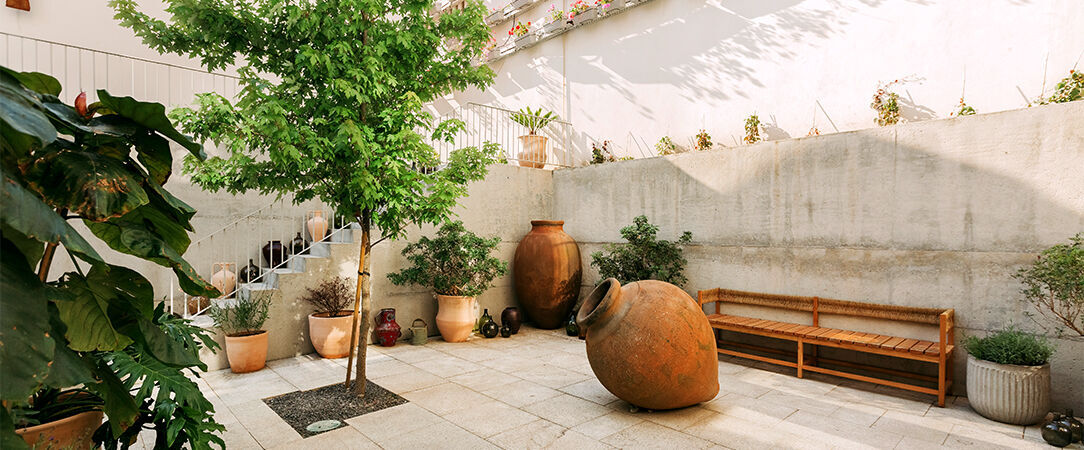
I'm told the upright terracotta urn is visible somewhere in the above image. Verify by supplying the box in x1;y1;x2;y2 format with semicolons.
513;220;582;329
577;278;719;410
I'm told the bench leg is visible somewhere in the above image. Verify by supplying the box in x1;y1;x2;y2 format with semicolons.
797;340;804;379
937;355;946;407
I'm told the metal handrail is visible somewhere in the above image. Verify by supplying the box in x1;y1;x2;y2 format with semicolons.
466;102;573;126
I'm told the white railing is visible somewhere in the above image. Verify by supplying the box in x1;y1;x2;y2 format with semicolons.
430;102;579;168
169;199;355;318
0;32;239;106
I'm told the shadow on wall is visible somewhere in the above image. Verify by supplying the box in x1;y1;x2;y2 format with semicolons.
554;103;1083;409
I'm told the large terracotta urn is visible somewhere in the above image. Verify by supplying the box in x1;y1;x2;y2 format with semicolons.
513;220;582;329
309;312;356;358
436;295;475;342
211;262;236;297
308;210;329;241
577;278;719;410
517;135;547;169
224;331;269;373
16;409;103;449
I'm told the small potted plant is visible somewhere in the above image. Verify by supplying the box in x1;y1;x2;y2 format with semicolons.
301;277;356;358
13;388;104;449
543;4;569;35
694;129;713;151
963;327;1054;425
569;0;595;23
743;114;762;144
655;135;680;155
211;292;272;373
510;106;558;168
388;221;508;343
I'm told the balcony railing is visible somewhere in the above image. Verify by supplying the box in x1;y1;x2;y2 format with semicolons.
430;102;577;168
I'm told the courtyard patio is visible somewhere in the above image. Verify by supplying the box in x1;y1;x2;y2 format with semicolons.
176;328;1053;450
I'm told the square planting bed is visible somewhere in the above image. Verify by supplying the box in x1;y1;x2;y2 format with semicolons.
263;380;407;437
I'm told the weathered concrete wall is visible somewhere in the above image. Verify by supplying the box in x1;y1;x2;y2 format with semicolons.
552;102;1084;410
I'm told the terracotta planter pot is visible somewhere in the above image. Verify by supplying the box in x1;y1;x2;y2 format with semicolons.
966;355;1050;425
308;210;328;241
16;410;103;449
309;312;356;358
436;295;476;342
513;220;582;329
224;331;269;373
577;278;719;410
211;262;236;297
517;134;547;168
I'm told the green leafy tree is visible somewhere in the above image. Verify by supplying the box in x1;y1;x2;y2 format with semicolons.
111;0;499;394
388;221;508;297
1015;233;1083;336
590;215;693;287
0;67;222;449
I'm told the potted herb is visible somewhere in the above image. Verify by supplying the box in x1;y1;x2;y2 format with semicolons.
13;388;103;450
510;106;558;168
301;277;356;358
211;292;272;373
963;328;1054;425
388;221;508;342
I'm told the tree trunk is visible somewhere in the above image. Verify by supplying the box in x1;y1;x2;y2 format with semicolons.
345;220;372;395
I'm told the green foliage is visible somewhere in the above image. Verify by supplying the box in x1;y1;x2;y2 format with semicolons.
695;129;713;150
951;98;977;117
591;140;615;164
743;114;762;144
388;221;508;297
962;327;1054;366
210;292;272;337
510;107;557;134
655;136;678;155
1015;233;1084;336
0;67;222;449
301;277;354;316
870;80;906;126
590;215;693;287
1038;69;1083;104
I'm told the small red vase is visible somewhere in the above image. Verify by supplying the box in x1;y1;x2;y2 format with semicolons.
374;308;402;347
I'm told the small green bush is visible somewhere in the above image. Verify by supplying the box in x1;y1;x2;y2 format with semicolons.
962;328;1054;366
387;221;508;297
590;215;692;287
1015;233;1084;336
210;291;272;336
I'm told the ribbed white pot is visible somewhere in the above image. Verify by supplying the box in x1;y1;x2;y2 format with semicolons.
966;355;1050;425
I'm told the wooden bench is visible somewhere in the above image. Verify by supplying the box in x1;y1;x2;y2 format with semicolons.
698;288;956;406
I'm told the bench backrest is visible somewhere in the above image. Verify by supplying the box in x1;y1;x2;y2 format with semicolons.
698;288;951;326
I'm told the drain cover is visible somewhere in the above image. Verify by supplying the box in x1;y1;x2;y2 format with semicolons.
305;420;343;433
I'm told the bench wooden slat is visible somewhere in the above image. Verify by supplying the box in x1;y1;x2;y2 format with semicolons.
880;337;905;349
910;341;933;355
868;335;894;348
894;338;919;351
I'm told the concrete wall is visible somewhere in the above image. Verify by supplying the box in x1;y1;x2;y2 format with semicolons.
441;0;1084;160
552;101;1084;410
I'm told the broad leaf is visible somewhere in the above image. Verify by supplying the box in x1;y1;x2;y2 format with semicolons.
138;317;202;368
6;69;61;96
43;302;97;388
97;90;204;158
0;169;104;264
89;357;139;436
0;407;30;450
0;238;54;402
133;131;173;184
56;269;136;352
0;69;57;148
25;149;150;221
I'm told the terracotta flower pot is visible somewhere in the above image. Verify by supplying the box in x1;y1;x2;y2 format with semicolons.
16;410;103;449
577;278;719;410
309;312;356;358
224;331;269;373
966;355;1050;425
308;210;328;241
517;134;547;168
211;262;236;297
436;295;475;342
513;220;582;329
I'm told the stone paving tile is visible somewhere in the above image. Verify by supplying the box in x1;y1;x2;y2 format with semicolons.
780;409;904;449
345;403;443;442
479;378;563;407
230;400;303;448
369;367;446;393
522;393;613;428
638;405;717;431
871;409;955;444
601;421;715;449
268;425;379;450
363;357;416;379
402;382;493;415
381;345;446;364
684;410;825;450
758;389;841;417
570;411;644;439
204;368;297;406
487;418;568;449
702;391;797;425
545;429;615;449
559;378;619;405
410;354;480;378
443;399;540;438
517;363;592;389
943;422;1048;450
448;368;521;391
379;419;500;450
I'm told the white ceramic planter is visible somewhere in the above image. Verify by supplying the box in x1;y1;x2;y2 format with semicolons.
542;20;568;36
573;8;598;24
514;34;538;49
966;355;1050;425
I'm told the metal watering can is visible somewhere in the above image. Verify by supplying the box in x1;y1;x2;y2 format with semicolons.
409;319;428;345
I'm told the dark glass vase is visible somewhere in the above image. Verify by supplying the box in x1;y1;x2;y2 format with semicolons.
565;312;579;337
480;309;499;338
262;240;286;268
290;232;306;255
1061;410;1082;443
500;325;512;338
1043;413;1074;448
501;307;521;334
238;259;261;284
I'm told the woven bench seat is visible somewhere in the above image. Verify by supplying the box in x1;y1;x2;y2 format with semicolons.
700;289;956;406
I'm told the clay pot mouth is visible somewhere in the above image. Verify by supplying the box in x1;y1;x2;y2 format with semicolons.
530;220;564;227
311;311;353;319
226;330;267;338
578;278;619;329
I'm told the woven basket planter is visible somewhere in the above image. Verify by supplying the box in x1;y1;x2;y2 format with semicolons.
966;355;1050;425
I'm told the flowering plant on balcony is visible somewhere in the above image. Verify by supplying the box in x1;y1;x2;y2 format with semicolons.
568;0;591;19
594;0;613;15
548;4;565;23
509;21;531;38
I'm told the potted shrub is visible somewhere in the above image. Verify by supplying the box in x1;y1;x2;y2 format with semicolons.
510;106;558;168
301;277;356;358
388;221;508;342
211;292;272;373
13;388;103;449
963;328;1054;425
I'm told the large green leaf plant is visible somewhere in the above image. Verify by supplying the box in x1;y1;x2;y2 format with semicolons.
0;67;223;449
111;0;500;395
